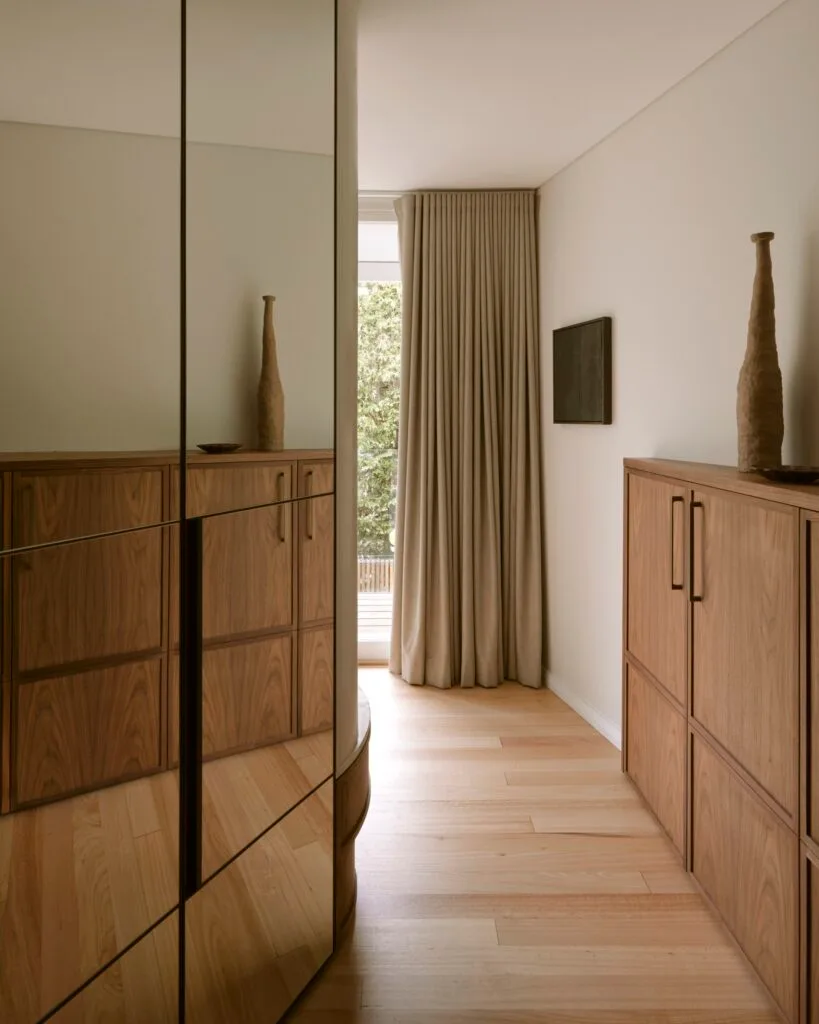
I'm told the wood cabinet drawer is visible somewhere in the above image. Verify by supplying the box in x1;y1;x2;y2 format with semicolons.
625;472;688;706
15;659;161;806
300;627;333;735
624;663;686;855
690;489;798;818
808;517;819;846
169;636;293;764
14;529;164;674
13;469;163;546
180;463;293;518
691;734;798;1021
298;460;333;499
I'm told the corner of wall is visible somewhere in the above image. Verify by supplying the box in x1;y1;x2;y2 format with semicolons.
546;673;622;750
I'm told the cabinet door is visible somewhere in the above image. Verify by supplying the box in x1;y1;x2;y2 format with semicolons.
15;659;162;806
299;462;334;626
14;530;164;674
691;735;798;1021
300;627;333;734
808;855;819;1024
624;664;685;856
690;489;798;816
626;472;687;705
808;516;819;846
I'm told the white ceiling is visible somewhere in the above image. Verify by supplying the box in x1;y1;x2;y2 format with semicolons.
358;0;788;190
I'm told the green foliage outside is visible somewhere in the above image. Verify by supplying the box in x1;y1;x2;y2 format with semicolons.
357;281;401;558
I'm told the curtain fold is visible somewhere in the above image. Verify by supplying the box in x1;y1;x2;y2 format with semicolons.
390;191;543;689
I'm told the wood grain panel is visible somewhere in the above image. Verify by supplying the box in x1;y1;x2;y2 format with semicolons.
14;530;164;674
810;520;819;845
625;473;687;705
624;664;685;855
691;734;798;1021
50;912;178;1024
810;857;819;1024
170;506;294;647
13;469;163;546
182;463;293;519
299;462;334;626
300;628;334;735
168;653;179;767
691;488;798;816
15;660;162;806
201;637;292;758
186;781;333;1024
202;506;293;641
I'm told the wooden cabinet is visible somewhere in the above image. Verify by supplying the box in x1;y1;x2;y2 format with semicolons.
0;449;333;811
299;461;334;626
626;472;688;705
300;627;334;735
807;852;819;1024
623;459;813;1023
14;530;164;674
690;488;798;816
808;517;819;847
692;734;798;1020
624;663;685;855
15;659;162;807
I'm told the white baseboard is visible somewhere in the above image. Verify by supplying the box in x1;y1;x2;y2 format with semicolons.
546;673;622;750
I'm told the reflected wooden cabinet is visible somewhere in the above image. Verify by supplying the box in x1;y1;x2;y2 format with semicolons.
624;460;808;1023
0;450;333;810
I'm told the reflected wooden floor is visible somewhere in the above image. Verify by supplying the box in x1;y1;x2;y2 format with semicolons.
290;669;780;1024
0;730;332;1023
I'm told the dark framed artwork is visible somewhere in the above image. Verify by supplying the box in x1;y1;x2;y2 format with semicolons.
553;316;612;424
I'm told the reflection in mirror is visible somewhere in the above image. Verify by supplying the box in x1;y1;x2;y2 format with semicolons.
186;0;335;468
186;497;334;883
0;528;179;1023
48;913;178;1024
0;1;181;552
186;780;333;1022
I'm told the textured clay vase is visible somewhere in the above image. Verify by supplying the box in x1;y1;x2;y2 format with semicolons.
736;232;783;472
257;295;285;451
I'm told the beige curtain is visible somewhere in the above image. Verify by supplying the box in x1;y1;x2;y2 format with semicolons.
390;191;543;689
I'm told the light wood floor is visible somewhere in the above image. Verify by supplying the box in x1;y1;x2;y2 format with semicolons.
0;731;332;1023
290;669;780;1024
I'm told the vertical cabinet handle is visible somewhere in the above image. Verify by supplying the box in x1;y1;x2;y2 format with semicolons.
690;500;704;602
277;471;286;542
305;470;314;539
670;496;684;591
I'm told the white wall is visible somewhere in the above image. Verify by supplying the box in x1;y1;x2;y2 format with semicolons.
539;0;819;740
0;0;335;453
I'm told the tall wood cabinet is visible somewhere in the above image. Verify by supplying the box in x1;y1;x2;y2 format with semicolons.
0;449;334;813
623;459;817;1024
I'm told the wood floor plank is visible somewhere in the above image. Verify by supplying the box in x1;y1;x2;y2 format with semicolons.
291;670;780;1024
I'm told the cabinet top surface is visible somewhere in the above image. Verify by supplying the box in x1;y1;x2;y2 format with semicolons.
0;449;334;472
625;457;819;513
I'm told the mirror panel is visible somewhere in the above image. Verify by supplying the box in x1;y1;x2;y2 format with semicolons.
49;913;178;1024
0;528;180;1023
0;1;182;553
186;780;333;1023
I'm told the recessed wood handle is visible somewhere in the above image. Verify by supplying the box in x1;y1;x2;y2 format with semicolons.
690;501;704;602
305;471;314;540
670;496;684;591
277;472;286;542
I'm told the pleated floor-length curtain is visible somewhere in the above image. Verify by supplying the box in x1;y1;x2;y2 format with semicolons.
389;191;543;689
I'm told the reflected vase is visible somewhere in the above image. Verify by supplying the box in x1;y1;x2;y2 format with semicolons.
736;231;783;472
258;294;285;451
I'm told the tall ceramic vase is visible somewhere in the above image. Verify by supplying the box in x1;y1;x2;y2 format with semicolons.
258;294;285;451
737;232;783;472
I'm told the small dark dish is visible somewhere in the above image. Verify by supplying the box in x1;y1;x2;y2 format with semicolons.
759;465;819;484
196;443;243;455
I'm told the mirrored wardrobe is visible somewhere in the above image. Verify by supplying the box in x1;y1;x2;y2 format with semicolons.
0;1;337;1020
